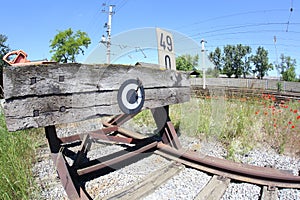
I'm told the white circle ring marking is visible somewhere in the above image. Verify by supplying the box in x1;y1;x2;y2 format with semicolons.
121;83;142;110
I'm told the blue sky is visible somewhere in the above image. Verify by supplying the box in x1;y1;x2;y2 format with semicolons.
1;0;299;76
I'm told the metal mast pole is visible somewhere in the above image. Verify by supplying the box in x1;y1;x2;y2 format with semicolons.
201;39;206;89
274;36;280;80
106;5;114;64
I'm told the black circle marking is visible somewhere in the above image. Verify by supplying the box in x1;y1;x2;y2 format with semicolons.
117;79;145;114
127;89;138;104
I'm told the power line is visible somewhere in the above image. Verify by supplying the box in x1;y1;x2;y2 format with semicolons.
174;9;287;31
192;22;291;38
286;0;294;32
194;29;293;39
174;20;300;45
115;0;130;13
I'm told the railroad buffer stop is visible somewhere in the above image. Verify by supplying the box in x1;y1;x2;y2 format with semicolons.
2;63;189;199
2;63;300;199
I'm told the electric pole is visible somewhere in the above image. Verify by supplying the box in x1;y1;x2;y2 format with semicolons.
101;4;115;64
201;39;207;89
273;36;280;80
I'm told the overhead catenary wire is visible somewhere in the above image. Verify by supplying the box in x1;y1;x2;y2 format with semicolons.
174;9;287;31
91;1;298;69
286;0;294;32
170;3;298;63
114;0;130;13
191;22;294;38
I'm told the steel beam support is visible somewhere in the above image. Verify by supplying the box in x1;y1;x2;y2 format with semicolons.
77;141;158;176
107;113;138;126
45;126;91;200
151;106;181;149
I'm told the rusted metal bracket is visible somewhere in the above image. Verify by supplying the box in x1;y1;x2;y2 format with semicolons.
44;112;167;200
45;126;91;200
106;108;182;149
107;113;138;126
73;134;92;168
3;50;56;66
151;106;182;149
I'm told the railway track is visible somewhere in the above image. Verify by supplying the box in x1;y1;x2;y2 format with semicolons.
191;86;300;101
33;121;300;200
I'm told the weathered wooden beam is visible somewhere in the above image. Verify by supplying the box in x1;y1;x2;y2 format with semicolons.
3;63;189;99
4;87;189;131
3;63;190;131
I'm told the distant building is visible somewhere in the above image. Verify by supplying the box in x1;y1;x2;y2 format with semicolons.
190;70;201;78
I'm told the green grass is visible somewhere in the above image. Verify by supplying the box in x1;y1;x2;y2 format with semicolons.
133;94;300;160
177;95;300;159
0;112;43;200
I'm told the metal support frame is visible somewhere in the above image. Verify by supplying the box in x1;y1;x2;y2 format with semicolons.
44;106;182;199
43;107;300;199
45;126;91;200
151;106;182;149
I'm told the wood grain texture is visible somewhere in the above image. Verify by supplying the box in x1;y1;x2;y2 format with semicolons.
3;63;190;131
3;63;189;99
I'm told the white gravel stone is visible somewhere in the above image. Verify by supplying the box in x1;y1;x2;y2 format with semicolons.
278;189;300;200
179;134;227;158
143;168;211;200
32;157;67;199
235;145;300;176
88;154;171;199
221;182;261;200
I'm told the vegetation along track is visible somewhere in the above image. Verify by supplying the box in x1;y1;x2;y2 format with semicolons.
192;86;300;102
33;121;300;200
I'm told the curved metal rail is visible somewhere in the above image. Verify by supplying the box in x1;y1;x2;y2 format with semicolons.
103;114;300;189
155;142;300;189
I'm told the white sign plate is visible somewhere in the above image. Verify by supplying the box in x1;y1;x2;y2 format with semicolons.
156;28;176;70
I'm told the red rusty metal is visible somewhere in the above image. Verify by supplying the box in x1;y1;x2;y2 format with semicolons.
3;50;56;66
151;106;181;149
45;126;91;199
59;126;118;143
107;113;138;126
77;141;158;176
60;133;139;145
102;121;147;140
45;119;157;199
161;121;181;149
3;50;30;65
156;142;300;188
43;105;300;200
73;134;92;168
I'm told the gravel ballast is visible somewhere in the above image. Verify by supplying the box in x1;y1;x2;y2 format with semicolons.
32;133;300;199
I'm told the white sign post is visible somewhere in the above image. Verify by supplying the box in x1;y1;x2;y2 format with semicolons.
156;28;176;70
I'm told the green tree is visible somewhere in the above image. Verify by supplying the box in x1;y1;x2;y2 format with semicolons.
282;66;297;82
222;44;251;78
176;54;198;71
239;45;252;78
206;67;220;78
251;46;273;79
277;54;297;81
50;28;91;63
208;47;222;71
222;45;235;77
0;34;11;94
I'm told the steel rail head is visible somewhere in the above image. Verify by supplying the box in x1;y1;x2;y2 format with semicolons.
156;142;300;189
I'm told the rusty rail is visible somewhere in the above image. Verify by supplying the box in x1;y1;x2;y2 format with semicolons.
109;121;300;189
156;143;300;189
44;109;300;199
